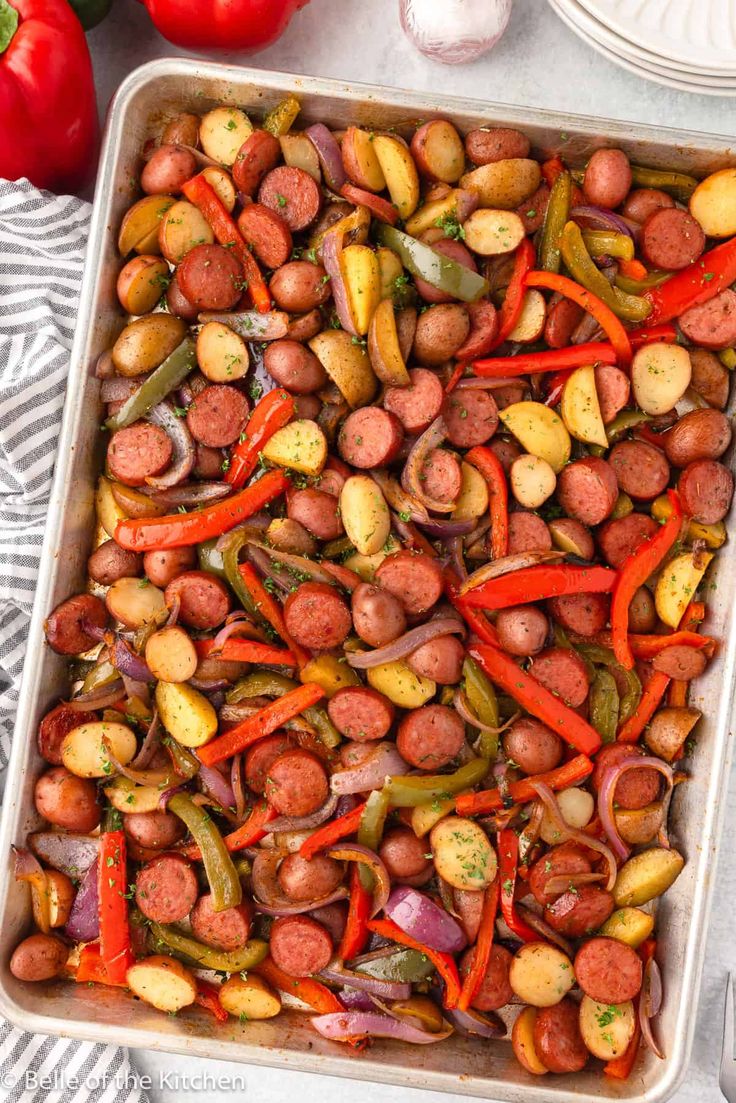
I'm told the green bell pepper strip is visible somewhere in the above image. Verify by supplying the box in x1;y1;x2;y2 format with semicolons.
615;270;670;295
356;788;391;889
577;644;642;727
227;672;340;749
376;225;490;303
197;539;227;578
221;529;261;619
163;737;199;780
605;410;652;443
630;165;698;202
150;921;268;972
81;659;119;694
610;492;634;520
355;948;436;983
462;657;499;760
538;169;571;273
582;230;634;262
321;536;355;560
105;338;196;431
589;668;620;743
719;349;736;371
263;96;301;136
560;222;651;323
167;793;242;911
384;758;490;808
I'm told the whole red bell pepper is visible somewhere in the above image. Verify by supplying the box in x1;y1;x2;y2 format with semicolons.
0;0;98;191
141;0;310;52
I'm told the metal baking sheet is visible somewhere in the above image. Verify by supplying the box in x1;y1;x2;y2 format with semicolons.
0;57;734;1103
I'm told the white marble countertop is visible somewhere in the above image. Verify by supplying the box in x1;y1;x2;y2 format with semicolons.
85;2;734;1100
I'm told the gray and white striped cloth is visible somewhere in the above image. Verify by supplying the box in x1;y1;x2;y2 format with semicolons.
0;179;148;1103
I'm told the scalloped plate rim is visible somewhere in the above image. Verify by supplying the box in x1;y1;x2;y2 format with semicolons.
575;0;736;69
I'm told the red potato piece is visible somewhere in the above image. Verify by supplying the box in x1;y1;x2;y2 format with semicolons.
88;540;142;586
414;237;478;304
258;166;322;232
38;703;97;766
421;448;462;506
689;348;730;409
453;889;484;943
574;937;643;1004
143;547;197;588
544;299;585;349
375;550;444;615
628;585;657;632
141;145;198;196
453;299;499;359
494;606;549;657
383;367;444;435
283;581;352;651
591;744;661;810
124;810;184;851
264;339;327;395
135;854;198;924
379;827;434;884
44;593;107;656
640;208;705;271
556;456;618;526
622;188;675;223
351;582;407;648
678;459;734;523
277;853;344;902
190;894;253;951
545;886;615;938
166;272;199;321
287;488;344;540
245;734;296;794
266;749;330;818
460;945;514;1012
269;914;333;977
237;203;293;269
502;717;563;776
413;303;470;364
443;388;499;448
177;243;243;311
194;443;226;479
186;384;249;448
338;407;404;468
679;288;736;350
547;592;609;638
407;634;464;685
327;686;395;741
107;423;173;487
597;513;659;569
594;364;630;424
164;570;231;630
309;903;347;943
530;647;590;708
464;128;530;166
233;130;281;197
529;843;593;906
287;309;324;344
396;703;465;770
583;149;632;210
610;440;670;501
533;998;589;1074
34;767;101;832
270;260;332;313
664;408;732;467
652;645;707;680
411;120;465;183
507;512;552;554
490;436;522;474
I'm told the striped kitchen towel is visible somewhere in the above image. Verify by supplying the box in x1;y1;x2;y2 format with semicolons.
0;179;149;1103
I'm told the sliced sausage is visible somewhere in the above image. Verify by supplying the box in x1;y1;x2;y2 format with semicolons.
266;749;330;818
547;592;609;638
413;304;470;365
233;130;282;196
88;540;142;586
186;384;249;448
258;166;322;232
264;339;327;395
338;407;404;468
545;886;615;938
378;826;433;885
533;998;589;1074
574;937;643;1004
351;582;407;647
283;582;352;651
414;238;478;304
165;570;231;630
44;593;107;655
544;299;585;348
245;733;296;795
610;439;671;501
383;367;444;435
375;550;444;615
270;260;331;313
396;307;418;361
407;635;464;684
597;513;658;569
397;703;465;770
287;487;344;541
495;605;549;657
591;744;661;810
443;388;499;448
529;843;593;906
177;243;243;311
107;423;173;487
460;944;514;1011
166;272;199;321
34;767;101;832
583;149;631;210
453;300;499;359
640;208;705;271
464;128;530;165
652;645;707;680
594;364;630;424
689;348;730;410
549;517;594;560
507;512;552;554
530;647;590;708
190;893;254;951
268;914;333;977
135;854;198;924
622;188;675;223
556;456;618;526
421;448;462;505
679;288;736;350
664;408;732;468
277;853;344;902
503;718;563;776
124;809;184;851
141;145;197;196
143;546;197;588
678;459;734;523
38;703;97;766
327;686;395;741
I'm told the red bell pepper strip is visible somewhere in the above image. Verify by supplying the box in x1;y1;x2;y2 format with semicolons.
498;830;539;943
465;445;508;560
195;636;296;666
339;182;399;225
462;564;616;611
140;0;309;51
198;682;324;766
486;238;536;351
629;631;714;659
604;939;656;1079
617;257;648;281
644;237;736;324
225;388;295;490
195;979;229;1022
541;156;565;188
544;369;574;407
681;601;706;630
338;864;372;961
181;173;271;313
457;879;500;1012
456;752;594;816
255;957;345;1014
525;270;633;366
610;489;683;671
74;943;128;988
367;918;461;1009
474;341;617;377
617;671;670;744
237;561;310;667
445;573;500;646
445;361;466;393
299;801;366;861
98;830;134;986
629;322;678;348
115;469;289;552
182;800;277;860
0;0;98;192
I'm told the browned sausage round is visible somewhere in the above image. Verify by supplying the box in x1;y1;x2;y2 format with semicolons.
594;364;630;424
544;299;585;349
597;513;658;569
495;605;549;657
583;149;631;209
533;998;589;1074
378;826;433;885
34;767;101;832
88;540;142;586
503;718;563;776
678;459;734;523
421;448;463;506
277;853;344;902
44;593;107;656
287;308;324;344
443;388;499;448
143;546;197;588
124;809;185;851
383;367;444;435
10;933;68;982
375;550;444;615
679;288;736;350
397;703;465;769
351;582;407;647
413;304;470;365
549;517;595;560
244;733;296;794
652;645;707;680
545;886;615;938
460;944;514;1011
531;647;590;708
107;423;173;487
135;854;199;924
268;914;333;977
557;456;619;525
258;166;322;231
414;237;478;304
186;384;249;448
548;592;609;638
490;437;523;474
269;260;332;313
641;208;705;270
529;843;593;906
266;748;330;817
407;635;464;684
164;570;231;630
507;512;553;554
338;408;404;468
664;408;732;468
190;893;254;951
454;300;499;359
622;188;675;223
574;937;643;1004
283;582;351;651
287;487;344;540
38;703;97;766
591;744;661;810
233;130;282;196
141;145;197;196
610;440;670;501
177;243;242;311
628;585;657;632
327;686;395;741
464;128;530;165
689;348;730;410
264;339;327;395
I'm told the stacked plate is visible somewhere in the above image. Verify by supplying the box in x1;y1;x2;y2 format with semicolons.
548;0;736;95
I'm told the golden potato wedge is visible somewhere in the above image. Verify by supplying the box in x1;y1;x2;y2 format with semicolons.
654;549;712;629
126;955;197;1013
411;793;459;838
510;453;557;509
202;165;237;212
689;168;736;238
280;132;321;181
631;342;692;416
507;289;547;343
156;680;218;748
560;364;609;448
199;107;253;166
118;195;175;256
368;298;411;385
145;625;198;683
105;776;168;815
309;329;378;408
261;419;328;475
463;209;525;256
404;189;460;238
651;493;726;548
460;159;541;210
599;907;655;948
376;247;404;301
340;475;391;555
613;848;685;907
411;120;465;184
111;313;188;378
310;204;371;254
372;135;420;219
341;244;381;335
579;997;636;1061
61;721;137;779
452;461;489;520
511;1007;548;1076
96;475;128;538
366;659;435;708
117;255;170;316
197;321;249;383
300;654;361;697
499;401;571;473
219;975;281;1020
342;126;386;191
430;816;497;890
159;200;214;265
343;534;401;580
509;943;575;1007
106;577;166;629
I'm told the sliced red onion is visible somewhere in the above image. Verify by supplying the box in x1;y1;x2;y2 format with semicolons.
371;470;429;525
438;877;461;919
305;124;346;191
321;227;358;336
570;205;636;239
100;377;140;402
335;794;360;819
531;781;619;891
445;1006;505;1039
198;764;236;811
130;709;161;770
67;680;125;710
247;540;338;587
145;401;195;489
231;754;246;821
543;872;606;895
312;1010;452;1044
330;741;408;794
453;688;517;737
166;592;181;628
159;782;188;810
111;636;152;683
347;617;464;671
517;800;545;863
416;516;477;538
640;957;665;1059
251;851;349;916
572;312;603;345
460;550;566;595
267;793;339;834
384;886;466;953
198;311;289;341
175;143;220;168
455;188;479;223
95;350;115;379
320;965;410;1001
80;618;108;644
189;677;231;693
401;417;454;514
142;481;230;507
245;544;293;594
515;903;574;957
103;735;176;789
209;611;261;655
339;988;374;1011
446;535;467;582
598;755;673;862
325;844;391;919
29;832;98;879
64;860;100;942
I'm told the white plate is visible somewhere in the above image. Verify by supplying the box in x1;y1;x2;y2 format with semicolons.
575;0;736;71
549;0;736;95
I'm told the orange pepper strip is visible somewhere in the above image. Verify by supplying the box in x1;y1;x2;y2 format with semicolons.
255;957;345;1014
195;636;296;667
498;831;539;943
667;680;688;708
618;257;648;281
299;802;366;861
465;445;508;560
74;943;128;988
457;879;500;1012
98;831;134;986
445;362;466;393
237;561;310;668
338;864;372;961
617;671;671;744
195;979;229;1022
525;269;633;366
457;753;594;816
541;156;565;187
629;630;714;659
367;917;461;1009
225;388;295;490
462;563;616;611
198;682;324;766
604;940;657;1079
182;800;277;860
445;571;500;646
